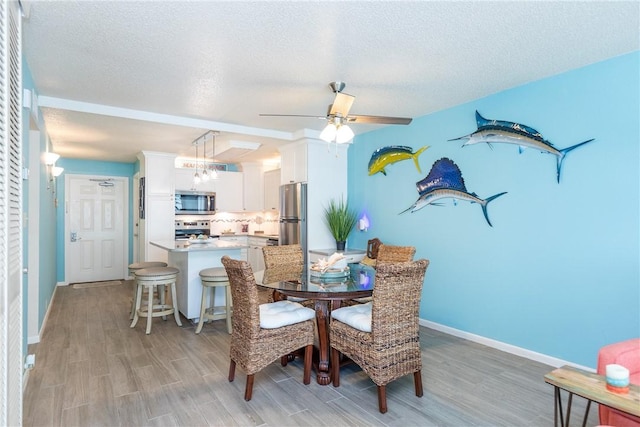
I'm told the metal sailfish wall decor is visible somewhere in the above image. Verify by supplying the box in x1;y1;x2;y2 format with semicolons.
368;145;429;176
449;111;594;183
400;157;507;227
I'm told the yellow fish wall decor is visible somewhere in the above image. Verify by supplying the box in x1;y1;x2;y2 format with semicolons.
368;145;429;176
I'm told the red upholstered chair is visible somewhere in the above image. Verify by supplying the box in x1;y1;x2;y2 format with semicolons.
597;338;640;426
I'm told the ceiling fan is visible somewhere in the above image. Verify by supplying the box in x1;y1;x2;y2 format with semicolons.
260;81;412;143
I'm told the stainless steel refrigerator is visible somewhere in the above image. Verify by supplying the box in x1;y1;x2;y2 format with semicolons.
279;182;307;264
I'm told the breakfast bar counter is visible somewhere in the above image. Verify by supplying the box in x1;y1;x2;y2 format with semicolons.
151;240;248;320
151;239;248;252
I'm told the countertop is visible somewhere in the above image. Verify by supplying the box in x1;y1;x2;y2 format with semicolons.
219;233;279;239
150;239;249;252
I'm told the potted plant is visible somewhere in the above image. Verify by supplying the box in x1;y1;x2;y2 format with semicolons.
323;197;358;251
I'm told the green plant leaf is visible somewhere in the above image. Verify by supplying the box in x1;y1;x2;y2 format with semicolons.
323;197;358;242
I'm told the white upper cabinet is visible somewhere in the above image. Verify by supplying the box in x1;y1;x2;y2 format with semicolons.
279;142;307;184
263;168;281;211
175;168;196;191
241;163;264;212
139;151;177;195
212;171;244;212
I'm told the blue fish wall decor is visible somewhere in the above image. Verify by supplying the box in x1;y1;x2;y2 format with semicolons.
449;111;594;183
400;157;507;227
368;145;429;176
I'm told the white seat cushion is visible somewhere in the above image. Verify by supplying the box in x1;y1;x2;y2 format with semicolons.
259;300;315;329
331;302;372;332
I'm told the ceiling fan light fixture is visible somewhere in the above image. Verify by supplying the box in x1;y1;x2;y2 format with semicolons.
320;122;338;143
336;124;354;144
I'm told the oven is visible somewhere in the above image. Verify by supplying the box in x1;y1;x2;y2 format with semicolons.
175;219;217;240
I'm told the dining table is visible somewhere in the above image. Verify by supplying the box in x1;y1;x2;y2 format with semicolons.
256;263;375;385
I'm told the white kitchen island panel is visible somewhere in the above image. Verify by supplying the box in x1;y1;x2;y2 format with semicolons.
150;240;247;320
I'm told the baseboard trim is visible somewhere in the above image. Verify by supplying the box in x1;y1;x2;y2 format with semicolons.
419;318;594;372
23;367;31;392
27;285;60;345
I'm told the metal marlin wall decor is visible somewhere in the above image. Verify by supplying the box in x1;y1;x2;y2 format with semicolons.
449;111;594;183
368;145;429;176
400;157;507;227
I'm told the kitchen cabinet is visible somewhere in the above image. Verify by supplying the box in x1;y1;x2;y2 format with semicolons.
151;240;245;320
212;171;243;212
175;168;196;191
141;151;176;195
218;235;248;260
279;142;307;184
263;168;281;211
241;163;264;212
137;151;177;262
247;236;268;271
144;195;175;263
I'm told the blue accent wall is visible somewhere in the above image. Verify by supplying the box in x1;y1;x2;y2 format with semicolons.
54;159;136;282
347;52;640;368
22;56;57;354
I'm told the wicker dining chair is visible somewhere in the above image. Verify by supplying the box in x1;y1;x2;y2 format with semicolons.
330;259;430;413
262;244;313;307
361;238;383;267
376;244;416;263
344;244;417;307
262;244;304;283
221;256;315;401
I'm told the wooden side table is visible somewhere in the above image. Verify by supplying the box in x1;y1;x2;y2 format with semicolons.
544;365;640;427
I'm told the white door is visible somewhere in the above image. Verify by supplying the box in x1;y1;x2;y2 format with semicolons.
66;175;127;283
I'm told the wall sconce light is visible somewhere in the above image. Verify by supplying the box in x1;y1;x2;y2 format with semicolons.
52;166;64;177
43;152;60;166
42;151;61;191
358;214;370;232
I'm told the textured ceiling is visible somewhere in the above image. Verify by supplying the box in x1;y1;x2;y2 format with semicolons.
22;1;639;164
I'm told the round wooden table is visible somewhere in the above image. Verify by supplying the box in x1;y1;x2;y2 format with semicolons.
257;264;375;385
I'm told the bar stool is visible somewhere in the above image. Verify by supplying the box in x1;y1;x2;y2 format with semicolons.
128;261;168;319
130;266;182;334
196;267;232;334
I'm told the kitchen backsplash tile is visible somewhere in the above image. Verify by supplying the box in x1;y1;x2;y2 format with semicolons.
176;211;279;236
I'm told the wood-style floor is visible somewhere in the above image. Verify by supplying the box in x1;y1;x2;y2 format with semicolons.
23;280;599;426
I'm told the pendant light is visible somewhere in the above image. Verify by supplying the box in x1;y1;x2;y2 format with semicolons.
193;140;201;185
200;132;210;183
209;132;218;180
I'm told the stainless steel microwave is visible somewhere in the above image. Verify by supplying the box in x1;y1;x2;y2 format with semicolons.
175;190;216;215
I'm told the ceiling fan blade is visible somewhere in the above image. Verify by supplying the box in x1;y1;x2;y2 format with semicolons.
328;92;355;117
259;113;327;120
347;115;413;125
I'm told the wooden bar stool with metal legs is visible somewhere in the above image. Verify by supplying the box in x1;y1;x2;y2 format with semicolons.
130;267;182;334
196;267;232;334
128;261;168;319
